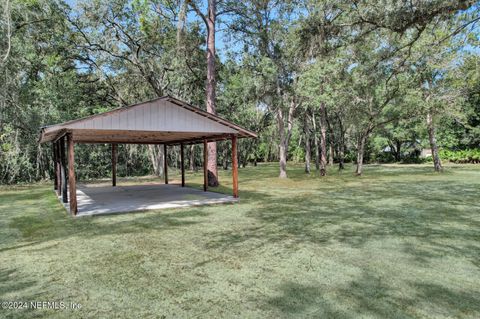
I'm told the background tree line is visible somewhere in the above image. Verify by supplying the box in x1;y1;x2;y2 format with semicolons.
0;0;479;184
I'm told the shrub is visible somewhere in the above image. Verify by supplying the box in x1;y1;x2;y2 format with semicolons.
439;149;480;164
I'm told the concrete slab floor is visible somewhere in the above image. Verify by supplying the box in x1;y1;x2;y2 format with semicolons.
59;183;238;217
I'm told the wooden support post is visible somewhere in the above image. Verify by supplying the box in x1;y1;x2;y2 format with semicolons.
180;143;185;187
67;133;77;215
203;139;208;191
232;135;239;198
164;144;168;184
55;141;61;196
60;137;68;203
53;143;58;191
112;143;117;187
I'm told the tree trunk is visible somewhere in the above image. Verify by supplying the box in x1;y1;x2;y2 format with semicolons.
148;145;164;177
426;111;443;172
223;146;229;170
276;99;296;178
355;132;369;176
189;144;196;171
304;110;311;174
305;141;311;174
329;140;334;166
242;157;248;168
355;135;367;175
326;115;335;166
284;100;295;160
277;108;288;178
395;140;402;162
312;112;320;171
206;0;218;186
338;116;345;170
319;102;327;176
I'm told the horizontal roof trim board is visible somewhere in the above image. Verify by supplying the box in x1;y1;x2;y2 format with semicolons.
39;96;257;144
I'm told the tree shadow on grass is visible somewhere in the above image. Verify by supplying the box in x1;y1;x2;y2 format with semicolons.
265;282;350;318
0;268;37;299
264;271;480;318
0;267;47;319
263;272;409;318
411;282;480;317
2;206;212;253
205;179;480;267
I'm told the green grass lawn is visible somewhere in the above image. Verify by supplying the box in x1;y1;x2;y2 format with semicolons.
1;163;479;318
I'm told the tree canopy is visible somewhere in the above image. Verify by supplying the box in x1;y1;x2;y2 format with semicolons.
1;0;479;183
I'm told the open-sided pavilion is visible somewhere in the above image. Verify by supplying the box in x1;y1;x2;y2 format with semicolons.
39;96;257;216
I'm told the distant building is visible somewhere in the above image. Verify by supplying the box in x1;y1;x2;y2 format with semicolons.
420;148;432;158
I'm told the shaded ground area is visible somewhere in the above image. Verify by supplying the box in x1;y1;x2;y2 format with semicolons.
0;163;479;318
70;184;237;216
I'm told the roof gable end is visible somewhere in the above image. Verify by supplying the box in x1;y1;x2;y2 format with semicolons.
59;98;237;134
